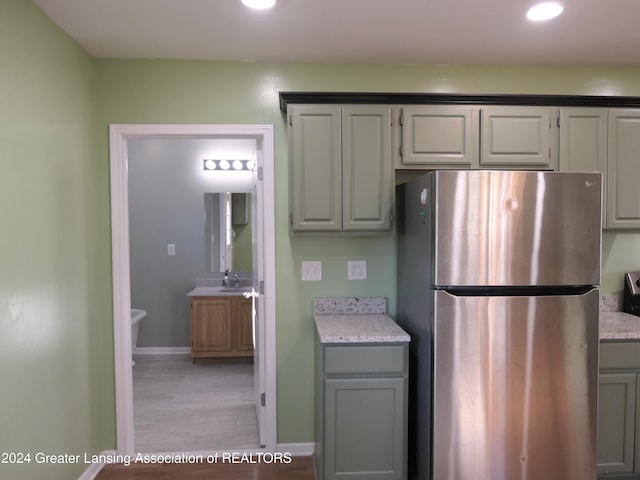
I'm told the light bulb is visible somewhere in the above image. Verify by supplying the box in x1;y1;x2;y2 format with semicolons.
241;0;276;9
527;2;563;21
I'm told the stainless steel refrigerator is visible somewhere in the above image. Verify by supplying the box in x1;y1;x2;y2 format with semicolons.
396;170;602;480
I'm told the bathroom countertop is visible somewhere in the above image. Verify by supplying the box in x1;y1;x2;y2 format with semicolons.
315;314;410;344
187;286;252;297
601;311;640;341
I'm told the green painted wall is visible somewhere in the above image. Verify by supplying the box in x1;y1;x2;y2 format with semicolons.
96;59;640;443
0;1;113;479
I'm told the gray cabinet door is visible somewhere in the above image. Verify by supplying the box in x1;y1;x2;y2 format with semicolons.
559;108;608;226
289;105;342;231
342;106;392;231
559;108;608;173
324;377;406;480
480;106;557;169
400;106;477;167
607;109;640;229
597;372;637;475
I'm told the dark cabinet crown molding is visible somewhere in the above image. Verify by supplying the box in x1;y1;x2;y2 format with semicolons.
279;91;640;112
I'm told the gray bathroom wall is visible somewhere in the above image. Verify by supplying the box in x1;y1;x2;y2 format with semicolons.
128;138;253;348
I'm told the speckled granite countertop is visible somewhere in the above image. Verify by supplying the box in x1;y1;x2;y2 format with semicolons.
315;314;410;344
600;294;640;341
313;297;387;315
313;297;410;344
600;311;640;341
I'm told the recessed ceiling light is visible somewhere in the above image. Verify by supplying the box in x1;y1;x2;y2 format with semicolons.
241;0;276;9
527;2;564;21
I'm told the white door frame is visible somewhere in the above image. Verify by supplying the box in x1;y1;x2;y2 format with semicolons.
108;124;277;454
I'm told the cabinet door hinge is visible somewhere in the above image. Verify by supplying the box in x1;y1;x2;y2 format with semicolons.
258;166;263;181
288;114;292;126
261;392;266;407
289;212;294;225
557;115;560;128
399;113;403;126
259;280;264;294
549;147;551;159
399;144;403;157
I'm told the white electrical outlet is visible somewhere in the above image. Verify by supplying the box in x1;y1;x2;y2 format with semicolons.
167;244;176;256
348;260;367;280
301;261;322;281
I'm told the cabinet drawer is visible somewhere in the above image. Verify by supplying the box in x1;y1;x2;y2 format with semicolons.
324;345;407;375
600;342;640;370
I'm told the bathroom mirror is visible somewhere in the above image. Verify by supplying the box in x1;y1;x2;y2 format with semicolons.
204;192;253;273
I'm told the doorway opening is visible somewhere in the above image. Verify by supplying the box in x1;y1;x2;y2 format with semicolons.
109;124;277;455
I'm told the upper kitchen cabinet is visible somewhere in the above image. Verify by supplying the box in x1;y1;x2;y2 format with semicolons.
558;108;608;224
607;109;640;230
288;105;341;232
479;106;559;169
559;108;608;172
398;106;478;169
395;105;559;171
288;105;393;233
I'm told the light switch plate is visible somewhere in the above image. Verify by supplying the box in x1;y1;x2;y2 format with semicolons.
301;261;322;281
167;244;176;256
348;260;367;280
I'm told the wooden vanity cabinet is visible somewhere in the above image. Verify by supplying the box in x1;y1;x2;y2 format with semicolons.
190;296;253;361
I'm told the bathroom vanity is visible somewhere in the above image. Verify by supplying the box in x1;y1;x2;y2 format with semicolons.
188;287;253;362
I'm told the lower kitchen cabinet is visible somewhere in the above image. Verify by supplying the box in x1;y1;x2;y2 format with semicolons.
315;341;408;480
598;342;640;478
190;296;253;361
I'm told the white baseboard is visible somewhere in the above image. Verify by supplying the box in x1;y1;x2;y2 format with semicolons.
76;450;116;480
133;346;190;355
277;442;314;456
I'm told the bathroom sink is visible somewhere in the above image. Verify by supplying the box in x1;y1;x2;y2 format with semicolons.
219;287;252;293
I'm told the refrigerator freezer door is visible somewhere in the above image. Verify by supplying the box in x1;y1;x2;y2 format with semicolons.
432;170;602;287
432;289;599;480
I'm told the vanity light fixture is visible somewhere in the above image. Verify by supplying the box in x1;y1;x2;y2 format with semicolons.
241;0;276;9
527;2;564;21
203;159;254;171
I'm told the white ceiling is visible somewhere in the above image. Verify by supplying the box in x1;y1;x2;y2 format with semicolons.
33;0;640;67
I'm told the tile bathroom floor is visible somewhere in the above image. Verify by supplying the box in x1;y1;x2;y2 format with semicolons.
133;354;260;453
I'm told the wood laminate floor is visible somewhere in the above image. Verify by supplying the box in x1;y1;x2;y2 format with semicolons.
95;455;314;480
133;354;260;453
